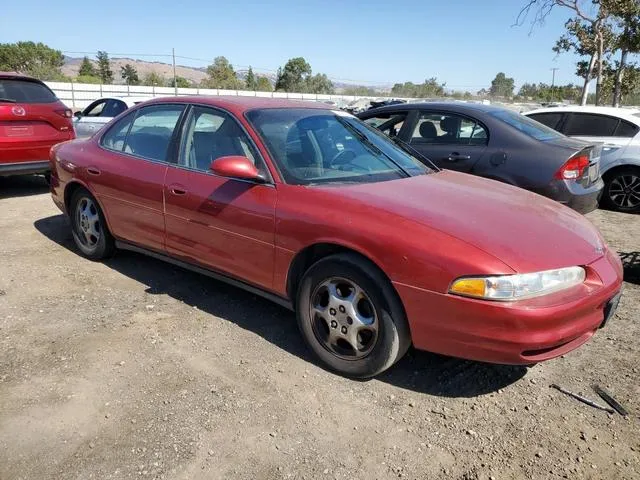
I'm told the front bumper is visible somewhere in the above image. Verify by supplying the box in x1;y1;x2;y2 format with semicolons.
396;249;623;364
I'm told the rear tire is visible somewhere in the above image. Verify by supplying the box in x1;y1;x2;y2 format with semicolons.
601;167;640;213
69;188;115;260
295;253;411;378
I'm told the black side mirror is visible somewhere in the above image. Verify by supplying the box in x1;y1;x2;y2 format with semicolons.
74;111;82;119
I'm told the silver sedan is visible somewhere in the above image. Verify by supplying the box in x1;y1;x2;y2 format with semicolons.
73;96;151;139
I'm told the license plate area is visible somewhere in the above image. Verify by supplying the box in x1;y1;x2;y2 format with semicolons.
600;292;621;328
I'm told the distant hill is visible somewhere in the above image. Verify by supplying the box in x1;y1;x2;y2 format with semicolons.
63;56;209;86
62;56;388;93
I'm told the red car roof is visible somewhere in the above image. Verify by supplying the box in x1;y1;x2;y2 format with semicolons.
141;95;332;114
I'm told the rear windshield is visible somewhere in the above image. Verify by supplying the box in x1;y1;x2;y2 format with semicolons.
490;109;564;141
0;79;58;103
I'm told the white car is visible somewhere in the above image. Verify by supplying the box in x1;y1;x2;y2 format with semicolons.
525;106;640;213
73;96;151;139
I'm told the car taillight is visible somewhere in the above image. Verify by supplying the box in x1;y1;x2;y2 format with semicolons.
555;155;589;180
55;109;73;118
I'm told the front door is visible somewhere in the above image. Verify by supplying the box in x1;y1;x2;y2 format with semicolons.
164;105;277;291
404;111;488;173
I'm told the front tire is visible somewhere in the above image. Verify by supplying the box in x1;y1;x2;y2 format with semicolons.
601;167;640;213
296;253;411;378
70;188;115;260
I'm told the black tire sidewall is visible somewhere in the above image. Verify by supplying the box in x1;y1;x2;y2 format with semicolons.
296;254;410;378
602;168;640;213
70;189;114;260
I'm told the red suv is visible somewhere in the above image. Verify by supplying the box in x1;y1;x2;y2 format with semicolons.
0;72;75;178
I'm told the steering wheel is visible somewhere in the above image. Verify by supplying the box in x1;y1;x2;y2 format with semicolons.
329;149;356;167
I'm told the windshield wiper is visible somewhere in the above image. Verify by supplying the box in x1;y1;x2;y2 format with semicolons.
335;116;411;177
0;98;17;103
390;136;440;172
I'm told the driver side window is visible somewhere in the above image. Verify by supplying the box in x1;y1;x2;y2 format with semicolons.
83;100;107;117
179;106;265;175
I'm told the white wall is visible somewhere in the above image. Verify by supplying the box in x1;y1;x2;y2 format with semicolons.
44;81;392;109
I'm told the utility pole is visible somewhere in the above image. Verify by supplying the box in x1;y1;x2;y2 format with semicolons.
551;67;559;101
172;48;178;96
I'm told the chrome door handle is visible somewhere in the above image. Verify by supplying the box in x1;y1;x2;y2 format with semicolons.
168;184;187;196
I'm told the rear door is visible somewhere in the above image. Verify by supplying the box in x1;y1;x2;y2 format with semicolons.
90;103;186;251
560;112;638;170
0;77;73;165
403;110;488;172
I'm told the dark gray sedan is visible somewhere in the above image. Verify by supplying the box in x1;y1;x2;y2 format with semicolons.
357;102;603;214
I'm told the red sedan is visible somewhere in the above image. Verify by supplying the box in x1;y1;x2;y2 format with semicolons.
49;96;623;378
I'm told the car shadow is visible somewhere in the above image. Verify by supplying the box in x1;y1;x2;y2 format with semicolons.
618;251;640;286
0;175;49;199
34;214;527;398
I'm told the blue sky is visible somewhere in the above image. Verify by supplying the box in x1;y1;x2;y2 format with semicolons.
2;0;590;91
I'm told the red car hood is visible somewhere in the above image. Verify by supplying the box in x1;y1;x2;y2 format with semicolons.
324;171;604;273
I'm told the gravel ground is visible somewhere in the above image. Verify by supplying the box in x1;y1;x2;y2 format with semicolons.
0;175;638;480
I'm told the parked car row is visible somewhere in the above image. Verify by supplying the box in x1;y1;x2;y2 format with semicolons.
47;95;623;378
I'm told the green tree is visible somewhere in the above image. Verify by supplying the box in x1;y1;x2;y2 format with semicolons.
489;72;515;97
75;74;102;84
245;66;257;90
390;78;446;98
142;72;165;86
0;41;65;80
305;73;334;94
202;56;241;89
275;57;312;92
96;51;113;84
342;85;377;96
78;56;96;77
168;76;191;88
120;64;139;85
607;0;640;106
255;76;273;92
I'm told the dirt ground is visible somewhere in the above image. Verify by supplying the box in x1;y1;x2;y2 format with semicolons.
0;175;638;480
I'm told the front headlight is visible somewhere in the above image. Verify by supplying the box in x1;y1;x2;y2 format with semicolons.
449;266;586;301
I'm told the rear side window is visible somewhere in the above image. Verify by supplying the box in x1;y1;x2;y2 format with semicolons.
411;112;488;145
528;112;564;130
563;113;618;136
123;105;184;162
101;112;135;151
0;79;58;103
489;109;563;141
614;119;639;138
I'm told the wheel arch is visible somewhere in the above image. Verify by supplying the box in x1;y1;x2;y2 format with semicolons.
285;242;406;316
64;181;115;234
601;162;640;180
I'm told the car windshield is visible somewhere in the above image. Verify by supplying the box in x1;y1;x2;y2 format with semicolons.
490;109;564;141
0;79;58;103
246;108;431;185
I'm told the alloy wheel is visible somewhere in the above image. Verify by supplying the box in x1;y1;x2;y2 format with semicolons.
74;196;101;249
309;277;379;360
609;174;640;210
